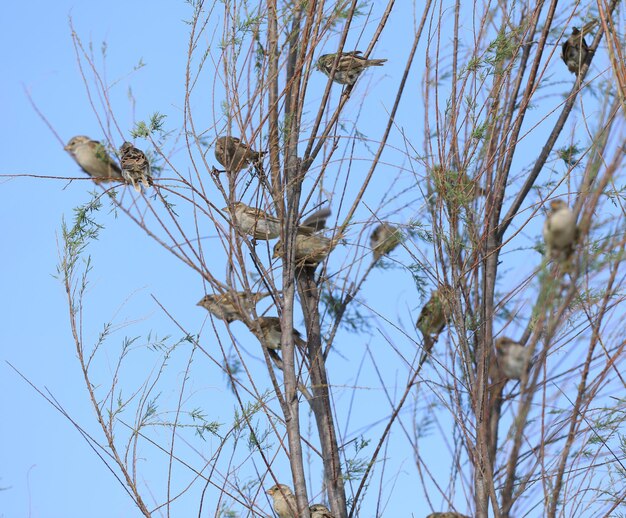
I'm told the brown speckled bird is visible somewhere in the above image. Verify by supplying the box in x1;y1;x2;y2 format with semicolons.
316;51;387;86
224;202;282;240
273;233;341;266
543;199;578;262
370;223;402;262
214;136;264;174
119;142;152;192
223;202;316;240
416;287;451;365
255;317;307;351
266;484;297;518
562;27;590;75
196;291;269;323
310;503;335;518
64;136;123;183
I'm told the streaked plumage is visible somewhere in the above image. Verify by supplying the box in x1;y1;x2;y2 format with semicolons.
273;233;339;266
223;202;316;240
224;202;282;240
562;27;590;75
310;503;335;518
64;135;123;182
255;317;306;351
196;291;269;323
416;287;450;364
495;337;530;380
214;136;264;174
266;484;297;518
316;51;387;86
543;200;577;262
370;223;402;261
119;142;152;193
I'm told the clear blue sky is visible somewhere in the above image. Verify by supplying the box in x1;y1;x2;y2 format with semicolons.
0;2;598;517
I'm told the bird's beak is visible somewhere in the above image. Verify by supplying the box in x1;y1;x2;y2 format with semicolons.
64;144;71;151
221;206;229;212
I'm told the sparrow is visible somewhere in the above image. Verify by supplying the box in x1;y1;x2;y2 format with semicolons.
119;142;152;193
310;503;335;518
223;203;317;240
543;199;578;262
266;484;297;518
562;27;590;75
301;207;332;231
214;136;264;174
223;202;282;240
196;291;269;323
64;136;124;182
255;317;306;351
494;337;531;380
273;233;339;266
316;51;387;86
370;223;402;262
416;287;450;364
426;513;471;518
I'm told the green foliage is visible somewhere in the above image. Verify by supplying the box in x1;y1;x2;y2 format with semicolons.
131;112;167;138
321;289;371;334
325;0;372;30
342;435;372;481
557;144;582;167
430;165;480;208
405;219;431;243
247;420;273;451
189;407;222;440
486;28;520;69
58;195;103;274
407;263;427;297
233;395;271;433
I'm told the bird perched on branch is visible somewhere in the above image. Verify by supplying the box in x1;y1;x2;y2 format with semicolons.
273;232;341;266
255;318;313;400
119;142;152;193
416;286;451;365
214;136;264;175
316;51;387;86
562;27;590;75
64;136;124;183
255;317;307;351
223;202;282;240
310;503;335;518
196;291;269;323
223;202;316;240
370;223;402;262
494;337;530;380
266;484;297;518
543;199;578;262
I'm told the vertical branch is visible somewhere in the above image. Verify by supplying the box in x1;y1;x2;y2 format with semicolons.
279;4;310;516
266;0;282;207
297;267;348;518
